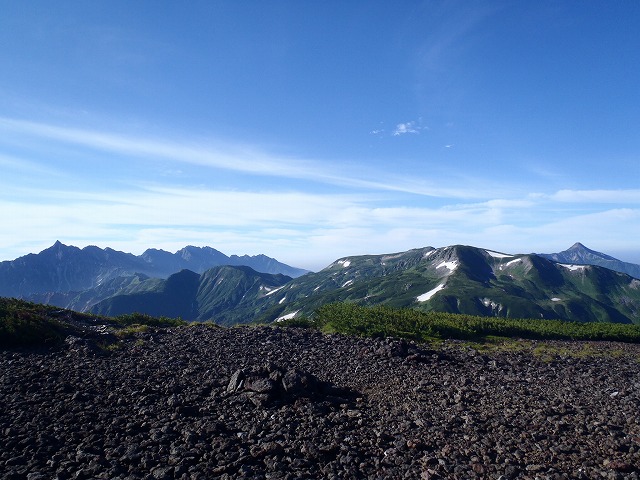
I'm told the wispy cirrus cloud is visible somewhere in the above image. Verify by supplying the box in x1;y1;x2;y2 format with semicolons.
0;116;498;199
550;189;640;204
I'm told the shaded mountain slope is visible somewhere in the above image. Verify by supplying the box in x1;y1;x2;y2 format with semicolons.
91;266;292;325
27;273;157;313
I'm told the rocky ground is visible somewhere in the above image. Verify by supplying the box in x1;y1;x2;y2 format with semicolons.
1;324;639;479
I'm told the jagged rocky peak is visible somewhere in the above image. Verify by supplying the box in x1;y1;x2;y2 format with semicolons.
46;240;68;252
42;241;78;260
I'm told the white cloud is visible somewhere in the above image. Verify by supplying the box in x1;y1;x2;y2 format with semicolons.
0;118;638;270
550;189;640;204
392;121;420;136
2;176;637;270
0;116;503;200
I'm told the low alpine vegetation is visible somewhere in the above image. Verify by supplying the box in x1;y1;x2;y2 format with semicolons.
308;303;640;343
112;312;186;328
0;298;185;348
0;298;69;347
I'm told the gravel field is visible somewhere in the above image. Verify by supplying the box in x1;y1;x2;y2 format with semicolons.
1;325;640;479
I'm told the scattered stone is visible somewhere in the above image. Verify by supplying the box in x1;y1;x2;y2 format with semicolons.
1;326;639;479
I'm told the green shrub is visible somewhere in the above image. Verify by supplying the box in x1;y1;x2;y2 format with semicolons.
0;298;67;347
0;298;187;349
311;302;640;343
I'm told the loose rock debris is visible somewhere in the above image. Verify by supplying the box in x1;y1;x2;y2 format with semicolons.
1;325;639;479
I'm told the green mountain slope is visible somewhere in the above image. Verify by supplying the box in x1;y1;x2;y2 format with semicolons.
88;245;640;326
258;245;640;325
27;273;158;312
90;266;292;325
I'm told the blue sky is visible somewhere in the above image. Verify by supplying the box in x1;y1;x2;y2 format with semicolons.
1;1;639;270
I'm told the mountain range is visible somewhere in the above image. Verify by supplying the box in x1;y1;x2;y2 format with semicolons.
0;241;307;299
1;242;639;325
250;245;640;325
86;243;640;325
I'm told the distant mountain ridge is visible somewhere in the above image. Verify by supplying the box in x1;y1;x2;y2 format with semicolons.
0;241;309;299
539;242;640;280
3;242;640;326
89;244;640;326
91;266;292;326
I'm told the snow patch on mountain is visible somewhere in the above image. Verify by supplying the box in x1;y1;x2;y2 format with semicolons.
265;285;285;296
416;284;445;302
559;264;587;271
341;280;353;288
276;310;299;322
485;250;513;259
436;261;458;272
498;257;522;271
481;297;504;313
337;259;351;268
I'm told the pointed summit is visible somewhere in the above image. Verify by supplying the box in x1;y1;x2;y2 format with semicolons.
539;244;640;279
40;241;77;259
562;243;613;260
44;240;67;252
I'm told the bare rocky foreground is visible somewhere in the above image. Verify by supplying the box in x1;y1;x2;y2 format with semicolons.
1;325;640;479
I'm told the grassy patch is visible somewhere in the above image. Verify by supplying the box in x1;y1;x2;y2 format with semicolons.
114;324;150;339
310;302;640;344
0;298;188;349
112;312;186;328
0;298;72;348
